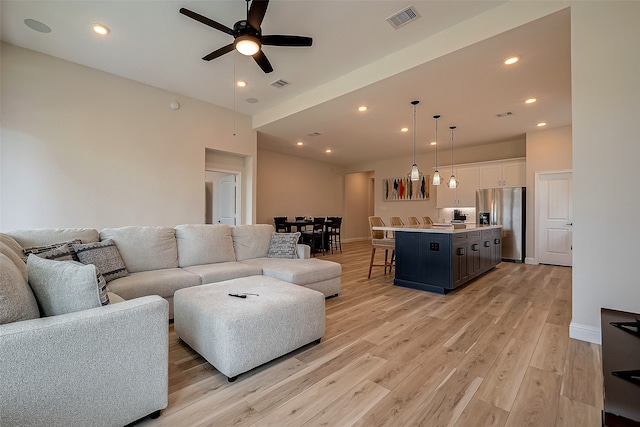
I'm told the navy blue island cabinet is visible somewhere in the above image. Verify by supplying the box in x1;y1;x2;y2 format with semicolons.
393;227;502;294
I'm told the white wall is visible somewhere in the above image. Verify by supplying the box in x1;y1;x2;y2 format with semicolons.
525;125;572;263
344;171;374;241
570;2;640;343
255;149;344;225
0;43;256;230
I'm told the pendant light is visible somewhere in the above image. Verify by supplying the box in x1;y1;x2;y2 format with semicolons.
408;100;421;181
447;125;459;189
432;115;441;186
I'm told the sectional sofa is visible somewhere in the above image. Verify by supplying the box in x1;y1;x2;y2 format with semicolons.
0;224;341;426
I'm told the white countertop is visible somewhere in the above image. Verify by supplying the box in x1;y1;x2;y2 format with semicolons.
372;224;501;234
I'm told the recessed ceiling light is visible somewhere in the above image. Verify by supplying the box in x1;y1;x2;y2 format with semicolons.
401;127;409;132
537;122;547;127
430;141;437;146
358;106;367;112
92;23;110;36
504;56;519;65
525;98;537;104
24;19;51;33
237;81;247;88
296;141;303;146
325;149;332;153
246;98;259;104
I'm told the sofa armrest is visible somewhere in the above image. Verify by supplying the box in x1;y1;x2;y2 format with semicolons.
297;243;311;259
0;296;169;427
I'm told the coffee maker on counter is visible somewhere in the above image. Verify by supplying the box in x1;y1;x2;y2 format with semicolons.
452;209;467;222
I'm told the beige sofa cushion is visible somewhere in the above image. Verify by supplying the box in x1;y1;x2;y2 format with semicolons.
6;228;99;248
183;262;263;284
106;268;201;301
100;226;178;273
240;258;342;286
0;253;40;324
175;224;235;267
231;224;274;261
0;233;25;259
0;240;27;281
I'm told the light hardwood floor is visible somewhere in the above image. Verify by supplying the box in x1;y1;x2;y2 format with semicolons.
133;240;602;427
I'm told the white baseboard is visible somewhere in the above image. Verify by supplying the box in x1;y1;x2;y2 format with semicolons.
569;321;601;344
525;257;536;265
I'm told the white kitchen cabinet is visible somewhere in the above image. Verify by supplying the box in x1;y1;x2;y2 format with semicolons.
478;159;525;188
436;166;478;207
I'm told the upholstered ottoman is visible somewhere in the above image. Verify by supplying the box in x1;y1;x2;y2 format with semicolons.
173;275;325;381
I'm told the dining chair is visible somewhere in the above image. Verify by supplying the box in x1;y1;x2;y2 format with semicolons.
422;216;434;225
273;216;287;233
326;217;342;254
408;216;420;226
302;217;325;256
294;216;310;231
368;216;395;279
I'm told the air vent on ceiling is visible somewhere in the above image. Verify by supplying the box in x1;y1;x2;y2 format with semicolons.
496;111;514;118
386;5;420;29
307;131;322;137
270;79;290;88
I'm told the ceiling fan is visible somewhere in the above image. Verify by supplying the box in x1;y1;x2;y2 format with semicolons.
179;0;313;74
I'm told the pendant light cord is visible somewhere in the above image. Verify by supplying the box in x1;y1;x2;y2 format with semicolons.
450;126;455;174
413;104;417;164
434;115;440;168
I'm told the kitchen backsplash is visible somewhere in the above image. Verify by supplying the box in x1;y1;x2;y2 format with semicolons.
438;207;476;223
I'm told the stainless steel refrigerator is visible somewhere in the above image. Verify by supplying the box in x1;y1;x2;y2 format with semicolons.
476;187;525;262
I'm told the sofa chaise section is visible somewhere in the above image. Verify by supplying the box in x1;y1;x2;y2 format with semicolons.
232;224;341;297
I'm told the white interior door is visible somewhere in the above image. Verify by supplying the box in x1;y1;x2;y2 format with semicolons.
214;173;237;225
538;172;573;266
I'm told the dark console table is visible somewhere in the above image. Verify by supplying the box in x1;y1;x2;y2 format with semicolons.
601;308;640;426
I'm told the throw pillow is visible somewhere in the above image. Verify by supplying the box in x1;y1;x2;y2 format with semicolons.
26;254;104;316
267;232;301;259
0;253;40;324
72;239;129;282
22;240;81;263
34;246;109;306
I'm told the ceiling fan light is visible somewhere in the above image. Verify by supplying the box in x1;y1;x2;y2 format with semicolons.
433;170;441;185
235;35;261;56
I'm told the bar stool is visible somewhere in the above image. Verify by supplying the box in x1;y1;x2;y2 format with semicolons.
368;216;395;279
422;216;434;225
408;216;420;226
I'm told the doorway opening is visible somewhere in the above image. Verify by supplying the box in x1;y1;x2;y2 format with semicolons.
205;170;240;226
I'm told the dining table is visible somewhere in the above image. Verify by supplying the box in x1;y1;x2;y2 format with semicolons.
284;219;312;233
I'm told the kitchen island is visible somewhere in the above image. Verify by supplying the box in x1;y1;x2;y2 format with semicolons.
373;224;502;294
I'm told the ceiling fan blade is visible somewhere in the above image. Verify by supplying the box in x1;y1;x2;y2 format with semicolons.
262;35;313;47
247;0;269;30
253;50;274;73
179;8;234;36
202;44;235;61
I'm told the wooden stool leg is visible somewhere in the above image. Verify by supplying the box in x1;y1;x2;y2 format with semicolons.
384;249;388;274
368;247;376;279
